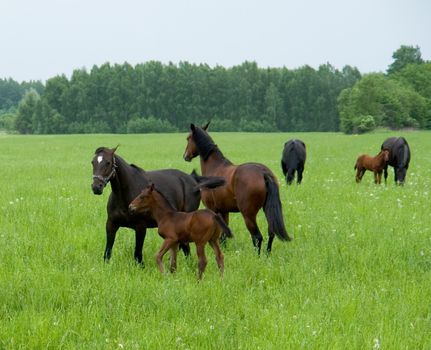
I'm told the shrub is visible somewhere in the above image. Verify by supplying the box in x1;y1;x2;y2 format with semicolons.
127;116;178;133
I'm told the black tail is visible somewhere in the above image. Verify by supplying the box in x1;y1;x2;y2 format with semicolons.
263;172;291;241
191;169;226;190
214;213;233;238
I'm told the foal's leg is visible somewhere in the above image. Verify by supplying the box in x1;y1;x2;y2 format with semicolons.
156;238;176;274
169;243;179;273
373;171;378;184
377;171;382;184
209;239;224;276
196;243;208;280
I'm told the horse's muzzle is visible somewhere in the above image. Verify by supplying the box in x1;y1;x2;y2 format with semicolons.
91;182;104;195
128;204;137;214
183;154;192;162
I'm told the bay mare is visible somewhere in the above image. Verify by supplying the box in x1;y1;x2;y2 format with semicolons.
183;123;291;254
91;146;224;265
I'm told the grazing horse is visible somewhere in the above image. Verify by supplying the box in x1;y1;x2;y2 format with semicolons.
183;122;291;255
281;139;306;185
354;150;389;184
381;137;411;185
91;146;225;265
129;183;233;279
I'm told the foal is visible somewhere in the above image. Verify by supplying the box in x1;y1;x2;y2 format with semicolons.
354;150;389;184
129;183;233;279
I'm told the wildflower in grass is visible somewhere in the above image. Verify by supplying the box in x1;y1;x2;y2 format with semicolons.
373;337;381;349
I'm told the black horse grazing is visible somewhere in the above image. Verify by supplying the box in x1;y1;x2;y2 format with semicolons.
91;146;224;265
281;139;306;185
381;137;411;185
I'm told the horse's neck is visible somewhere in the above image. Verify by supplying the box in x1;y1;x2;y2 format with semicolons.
109;156;137;200
150;191;175;222
201;150;232;175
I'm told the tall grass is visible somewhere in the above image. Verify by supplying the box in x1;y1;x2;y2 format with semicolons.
0;131;430;349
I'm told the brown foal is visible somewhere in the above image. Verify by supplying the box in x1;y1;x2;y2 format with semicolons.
354;150;389;184
129;183;233;279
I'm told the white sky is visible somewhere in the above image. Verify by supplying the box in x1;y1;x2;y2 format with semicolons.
1;0;430;82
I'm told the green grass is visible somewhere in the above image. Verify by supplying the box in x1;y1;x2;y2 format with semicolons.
0;131;430;349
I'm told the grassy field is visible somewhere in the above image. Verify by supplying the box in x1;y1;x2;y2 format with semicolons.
0;131;430;349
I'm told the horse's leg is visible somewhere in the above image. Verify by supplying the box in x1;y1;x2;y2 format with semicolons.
134;226;147;266
179;243;190;258
383;164;388;184
156;238;175;274
243;214;263;255
219;212;229;247
373;171;378;184
209;239;224;276
104;219;119;262
196;243;208;280
297;165;304;184
355;168;362;183
394;167;398;184
169;243;179;273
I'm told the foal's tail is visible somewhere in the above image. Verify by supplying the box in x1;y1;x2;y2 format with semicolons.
214;213;233;238
263;172;291;241
191;169;226;190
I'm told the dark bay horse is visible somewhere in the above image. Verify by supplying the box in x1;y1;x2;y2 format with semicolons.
183;123;291;254
281;139;306;184
354;150;389;184
129;183;233;279
381;137;411;185
91;146;224;265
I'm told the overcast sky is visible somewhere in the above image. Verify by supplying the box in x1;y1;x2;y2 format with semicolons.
1;0;430;82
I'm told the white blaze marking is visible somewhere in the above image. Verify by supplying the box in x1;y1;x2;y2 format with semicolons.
97;155;103;163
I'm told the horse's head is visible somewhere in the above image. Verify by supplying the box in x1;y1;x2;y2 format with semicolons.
91;146;118;195
183;122;210;162
128;183;155;215
396;167;407;185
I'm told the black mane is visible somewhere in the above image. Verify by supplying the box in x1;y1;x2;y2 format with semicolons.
193;127;231;164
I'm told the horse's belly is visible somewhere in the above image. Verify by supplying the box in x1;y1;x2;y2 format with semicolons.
201;191;238;212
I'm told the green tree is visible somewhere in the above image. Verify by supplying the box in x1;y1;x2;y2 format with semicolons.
387;45;424;75
15;89;40;134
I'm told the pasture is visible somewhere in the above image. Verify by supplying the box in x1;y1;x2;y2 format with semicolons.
0;131;430;349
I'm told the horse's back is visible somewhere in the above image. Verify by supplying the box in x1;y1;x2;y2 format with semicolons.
146;169;200;212
282;139;306;166
381;137;410;167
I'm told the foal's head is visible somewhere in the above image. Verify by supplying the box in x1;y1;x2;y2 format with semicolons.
128;183;156;215
380;149;390;163
183;122;210;162
91;146;118;195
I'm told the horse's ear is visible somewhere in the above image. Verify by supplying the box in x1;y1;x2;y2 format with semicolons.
203;121;210;131
112;144;120;153
190;123;196;131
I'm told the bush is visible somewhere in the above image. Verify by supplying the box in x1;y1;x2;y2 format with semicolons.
356;115;376;134
239;118;277;132
127;116;178;133
210;118;239;131
0;113;17;132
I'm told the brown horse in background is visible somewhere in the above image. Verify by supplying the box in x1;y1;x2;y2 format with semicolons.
183;122;291;255
129;183;233;279
354;149;389;184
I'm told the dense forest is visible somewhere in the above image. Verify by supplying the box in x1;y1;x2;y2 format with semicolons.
1;45;430;134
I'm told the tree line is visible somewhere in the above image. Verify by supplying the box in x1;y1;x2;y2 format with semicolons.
1;45;430;134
